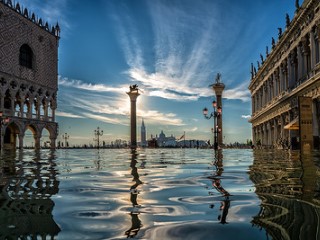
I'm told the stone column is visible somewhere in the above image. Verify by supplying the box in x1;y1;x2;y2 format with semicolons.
310;29;316;69
36;99;40;119
34;134;41;150
288;54;293;89
297;44;303;81
44;100;49;120
18;133;24;149
127;85;140;149
0;94;4;110
50;137;56;149
273;118;278;147
19;98;24;118
0;125;4;150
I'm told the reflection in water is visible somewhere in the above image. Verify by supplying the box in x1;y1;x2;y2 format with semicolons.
0;150;60;239
250;150;320;239
125;149;143;238
208;150;231;224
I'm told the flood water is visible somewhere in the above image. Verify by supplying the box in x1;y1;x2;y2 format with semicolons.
0;148;319;240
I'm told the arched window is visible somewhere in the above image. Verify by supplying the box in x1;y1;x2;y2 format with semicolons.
19;44;33;69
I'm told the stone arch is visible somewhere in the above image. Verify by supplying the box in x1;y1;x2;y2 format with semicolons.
41;123;57;149
2;120;21;149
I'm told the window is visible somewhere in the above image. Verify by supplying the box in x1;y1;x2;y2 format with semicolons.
19;44;33;69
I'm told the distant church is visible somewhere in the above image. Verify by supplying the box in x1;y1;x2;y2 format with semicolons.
0;0;60;149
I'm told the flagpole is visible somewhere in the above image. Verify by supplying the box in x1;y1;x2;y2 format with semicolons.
184;131;185;148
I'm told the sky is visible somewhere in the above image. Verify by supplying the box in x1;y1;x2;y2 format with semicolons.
17;0;296;146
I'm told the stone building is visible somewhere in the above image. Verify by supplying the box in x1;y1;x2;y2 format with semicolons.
0;0;60;149
249;0;320;149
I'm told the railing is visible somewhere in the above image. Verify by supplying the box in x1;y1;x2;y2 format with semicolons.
1;109;53;122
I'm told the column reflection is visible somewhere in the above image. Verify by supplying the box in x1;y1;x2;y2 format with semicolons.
125;149;143;238
208;150;231;224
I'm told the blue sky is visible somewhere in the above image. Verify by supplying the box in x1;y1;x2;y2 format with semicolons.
18;0;296;146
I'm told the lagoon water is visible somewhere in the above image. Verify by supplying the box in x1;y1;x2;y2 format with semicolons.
0;148;320;240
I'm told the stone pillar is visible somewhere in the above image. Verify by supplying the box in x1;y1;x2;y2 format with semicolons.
44;100;49;120
36;99;40;119
302;36;310;75
0;94;4;110
288;54;293;89
310;29;316;70
0;125;4;150
212;77;225;147
50;137;56;149
127;85;140;149
297;44;303;80
19;98;24;117
18;133;24;149
34;134;41;150
273;118;278;146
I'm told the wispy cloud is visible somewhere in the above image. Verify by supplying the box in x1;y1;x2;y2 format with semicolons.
241;115;251;119
59;76;128;94
111;1;250;102
58;77;185;126
83;113;129;126
56;111;85;119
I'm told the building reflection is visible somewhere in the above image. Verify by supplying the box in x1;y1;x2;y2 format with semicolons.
0;150;60;239
209;150;231;224
125;149;143;238
250;150;320;239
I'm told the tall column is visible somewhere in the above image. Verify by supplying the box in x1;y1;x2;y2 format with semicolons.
212;74;225;147
127;85;140;149
288;54;293;89
0;94;4;110
34;134;41;150
18;133;24;149
310;29;316;69
50;137;56;149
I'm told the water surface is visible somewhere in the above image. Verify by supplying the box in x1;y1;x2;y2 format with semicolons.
0;148;319;239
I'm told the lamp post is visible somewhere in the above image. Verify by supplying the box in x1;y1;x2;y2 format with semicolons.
203;100;222;150
94;127;103;149
62;132;69;148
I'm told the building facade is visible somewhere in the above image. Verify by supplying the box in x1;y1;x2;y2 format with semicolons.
0;0;60;149
249;0;320;149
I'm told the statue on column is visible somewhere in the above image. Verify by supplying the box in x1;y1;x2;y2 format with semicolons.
215;73;221;84
129;84;139;92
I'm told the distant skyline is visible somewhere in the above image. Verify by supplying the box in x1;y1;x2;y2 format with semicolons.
17;0;296;146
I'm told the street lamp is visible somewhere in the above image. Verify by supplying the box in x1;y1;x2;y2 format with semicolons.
94;127;103;149
203;100;222;150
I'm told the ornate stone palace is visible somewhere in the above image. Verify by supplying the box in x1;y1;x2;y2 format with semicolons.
249;0;320;149
0;0;60;149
